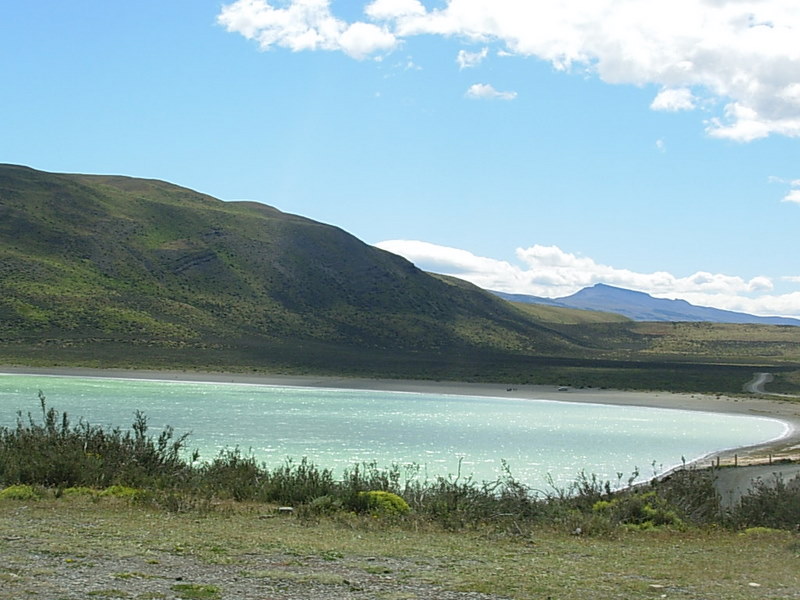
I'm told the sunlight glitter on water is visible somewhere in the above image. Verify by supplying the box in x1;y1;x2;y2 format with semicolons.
0;374;789;489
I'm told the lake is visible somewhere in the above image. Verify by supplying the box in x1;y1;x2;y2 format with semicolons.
0;374;789;490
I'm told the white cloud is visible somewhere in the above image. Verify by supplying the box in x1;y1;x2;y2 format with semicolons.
465;83;517;100
339;22;396;59
457;47;488;69
655;139;666;152
375;239;800;318
783;188;800;204
650;88;696;112
217;0;398;59
772;176;800;203
219;0;800;140
365;0;426;20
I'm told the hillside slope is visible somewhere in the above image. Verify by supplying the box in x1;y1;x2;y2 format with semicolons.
0;164;577;372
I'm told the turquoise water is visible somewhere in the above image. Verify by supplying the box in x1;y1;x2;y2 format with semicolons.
0;374;789;489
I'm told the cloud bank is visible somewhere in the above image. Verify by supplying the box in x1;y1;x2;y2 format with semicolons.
375;239;800;318
219;0;800;141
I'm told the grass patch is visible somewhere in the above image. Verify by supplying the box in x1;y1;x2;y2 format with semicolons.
2;497;799;600
0;484;43;500
87;590;130;598
170;584;221;599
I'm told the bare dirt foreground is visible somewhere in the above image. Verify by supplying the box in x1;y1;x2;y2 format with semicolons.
0;498;508;600
2;496;800;600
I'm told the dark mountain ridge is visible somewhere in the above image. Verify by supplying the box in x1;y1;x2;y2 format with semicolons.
492;283;800;326
0;164;578;371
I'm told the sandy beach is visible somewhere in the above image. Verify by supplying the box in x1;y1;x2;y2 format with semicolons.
2;365;799;466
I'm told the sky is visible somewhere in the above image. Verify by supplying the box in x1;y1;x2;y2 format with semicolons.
2;0;800;317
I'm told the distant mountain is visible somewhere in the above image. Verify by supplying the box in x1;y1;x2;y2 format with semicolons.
0;164;581;373
493;284;800;326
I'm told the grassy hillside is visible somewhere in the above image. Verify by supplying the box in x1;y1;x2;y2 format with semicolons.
2;164;798;393
510;299;631;324
0;164;577;364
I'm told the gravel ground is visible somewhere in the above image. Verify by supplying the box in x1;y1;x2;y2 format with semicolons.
1;536;509;600
0;502;511;600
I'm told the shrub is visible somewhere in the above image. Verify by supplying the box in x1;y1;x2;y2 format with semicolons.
592;491;683;530
0;393;193;489
305;494;344;515
100;485;142;499
0;484;44;500
261;458;337;505
199;448;264;501
729;474;800;530
359;490;410;516
652;468;721;525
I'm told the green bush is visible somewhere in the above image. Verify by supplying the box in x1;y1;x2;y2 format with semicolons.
592;491;683;530
651;468;721;525
261;457;337;505
360;490;410;516
100;485;142;499
0;393;192;489
199;448;264;501
0;484;44;500
729;474;800;530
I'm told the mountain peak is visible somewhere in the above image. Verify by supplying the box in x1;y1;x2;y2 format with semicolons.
496;283;800;326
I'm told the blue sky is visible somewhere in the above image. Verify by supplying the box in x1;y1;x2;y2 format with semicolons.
3;1;800;317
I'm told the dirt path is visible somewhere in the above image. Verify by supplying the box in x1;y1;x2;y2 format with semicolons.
743;372;774;394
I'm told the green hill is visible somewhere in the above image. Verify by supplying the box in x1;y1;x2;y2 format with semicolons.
2;164;798;393
0;164;582;374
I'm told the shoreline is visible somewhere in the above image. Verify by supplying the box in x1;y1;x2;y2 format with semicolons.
2;365;799;467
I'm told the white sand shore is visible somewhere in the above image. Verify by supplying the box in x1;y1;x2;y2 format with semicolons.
2;365;799;466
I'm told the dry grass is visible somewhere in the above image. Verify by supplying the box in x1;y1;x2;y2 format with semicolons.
1;495;798;599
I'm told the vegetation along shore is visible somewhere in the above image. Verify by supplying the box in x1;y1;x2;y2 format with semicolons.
1;367;799;599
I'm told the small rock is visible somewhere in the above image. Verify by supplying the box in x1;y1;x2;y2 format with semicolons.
748;582;761;588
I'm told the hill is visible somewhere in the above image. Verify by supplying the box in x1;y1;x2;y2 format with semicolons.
0;164;579;375
494;283;800;326
2;165;799;393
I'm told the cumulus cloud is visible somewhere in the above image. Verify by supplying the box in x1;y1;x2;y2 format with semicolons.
457;47;488;69
339;21;397;59
217;0;397;59
465;83;517;100
650;88;696;112
784;189;800;204
771;176;800;203
365;0;426;21
375;239;800;317
219;0;800;140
